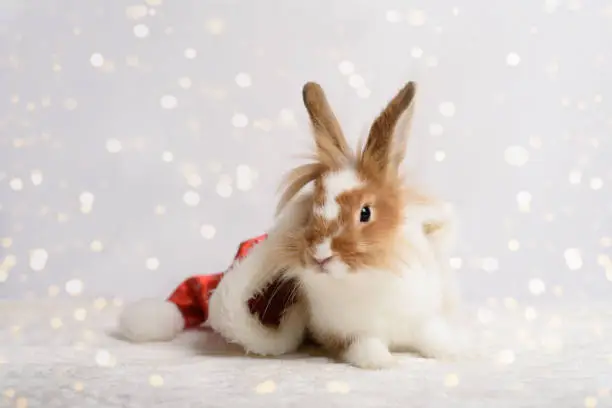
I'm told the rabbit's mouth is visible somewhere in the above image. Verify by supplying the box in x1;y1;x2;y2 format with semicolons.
308;258;331;274
305;256;352;279
312;255;334;272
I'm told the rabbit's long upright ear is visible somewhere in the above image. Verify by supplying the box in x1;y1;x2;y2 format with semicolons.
302;82;351;167
359;81;417;178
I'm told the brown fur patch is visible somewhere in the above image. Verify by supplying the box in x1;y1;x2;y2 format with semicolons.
247;275;299;328
276;162;327;216
312;177;326;208
302;82;351;164
298;171;406;271
336;183;403;270
358;81;417;180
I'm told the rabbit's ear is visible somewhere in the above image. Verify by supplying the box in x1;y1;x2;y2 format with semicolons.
359;81;417;178
302;82;351;168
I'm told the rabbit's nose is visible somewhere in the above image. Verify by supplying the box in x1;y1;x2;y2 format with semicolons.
314;256;333;266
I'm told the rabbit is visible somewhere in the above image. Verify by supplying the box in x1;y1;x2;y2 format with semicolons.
208;80;469;369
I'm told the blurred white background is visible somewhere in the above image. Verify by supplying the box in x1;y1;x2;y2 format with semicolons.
1;0;611;305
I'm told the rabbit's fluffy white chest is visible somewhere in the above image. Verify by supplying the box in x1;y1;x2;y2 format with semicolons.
301;261;445;348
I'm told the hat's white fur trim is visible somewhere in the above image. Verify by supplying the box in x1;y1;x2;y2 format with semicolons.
207;195;312;356
207;236;307;356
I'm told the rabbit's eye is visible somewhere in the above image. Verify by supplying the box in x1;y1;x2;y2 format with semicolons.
359;206;372;223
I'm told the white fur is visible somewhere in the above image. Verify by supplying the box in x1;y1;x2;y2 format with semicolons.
118;299;184;342
324;256;350;279
315;169;362;220
314;203;339;221
207;197;309;356
343;337;397;369
313;238;333;261
295;201;469;369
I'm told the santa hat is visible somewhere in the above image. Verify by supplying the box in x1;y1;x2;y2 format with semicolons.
117;234;308;356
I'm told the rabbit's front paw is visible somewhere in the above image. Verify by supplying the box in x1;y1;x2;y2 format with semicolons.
342;337;398;369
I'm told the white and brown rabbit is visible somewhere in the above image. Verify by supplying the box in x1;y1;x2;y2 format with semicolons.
208;80;469;369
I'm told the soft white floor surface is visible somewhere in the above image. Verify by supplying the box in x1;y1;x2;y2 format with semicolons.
1;298;611;408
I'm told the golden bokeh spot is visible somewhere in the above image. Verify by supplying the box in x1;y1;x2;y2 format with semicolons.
95;349;116;367
254;380;276;394
149;374;164;387
503;297;518;310
444;373;459;387
93;297;108;310
50;317;63;329
47;285;60;297
90;240;104;252
326;381;351;394
73;308;87;321
205;18;225;35
497;349;516;365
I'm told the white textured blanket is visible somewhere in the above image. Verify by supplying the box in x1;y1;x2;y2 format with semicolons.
1;299;611;408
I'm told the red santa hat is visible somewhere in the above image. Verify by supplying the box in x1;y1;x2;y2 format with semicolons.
117;234;308;356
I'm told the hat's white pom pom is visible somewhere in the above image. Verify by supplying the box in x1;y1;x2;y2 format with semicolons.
118;299;184;342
